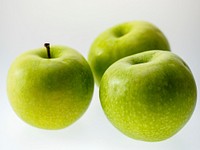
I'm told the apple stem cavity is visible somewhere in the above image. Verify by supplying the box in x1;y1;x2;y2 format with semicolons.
44;43;51;58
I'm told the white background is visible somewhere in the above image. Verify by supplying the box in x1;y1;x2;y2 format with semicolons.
0;0;200;150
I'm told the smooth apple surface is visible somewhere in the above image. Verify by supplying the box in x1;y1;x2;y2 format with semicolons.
100;50;197;141
7;45;94;129
88;21;170;85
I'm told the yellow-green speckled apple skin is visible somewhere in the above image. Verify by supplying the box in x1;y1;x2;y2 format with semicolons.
88;21;170;85
7;45;94;129
100;50;197;141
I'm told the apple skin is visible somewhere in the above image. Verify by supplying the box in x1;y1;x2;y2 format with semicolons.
99;50;197;141
88;21;170;85
7;45;94;129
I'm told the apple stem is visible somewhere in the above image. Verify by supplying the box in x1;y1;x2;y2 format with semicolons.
44;43;51;58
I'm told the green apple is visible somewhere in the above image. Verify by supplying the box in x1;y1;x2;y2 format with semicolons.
100;50;197;141
7;43;94;129
88;21;170;85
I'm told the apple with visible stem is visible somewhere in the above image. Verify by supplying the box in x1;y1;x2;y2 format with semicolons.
7;43;94;129
88;21;170;85
99;50;197;141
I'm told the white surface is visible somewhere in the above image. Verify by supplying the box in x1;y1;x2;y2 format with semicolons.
0;0;200;150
